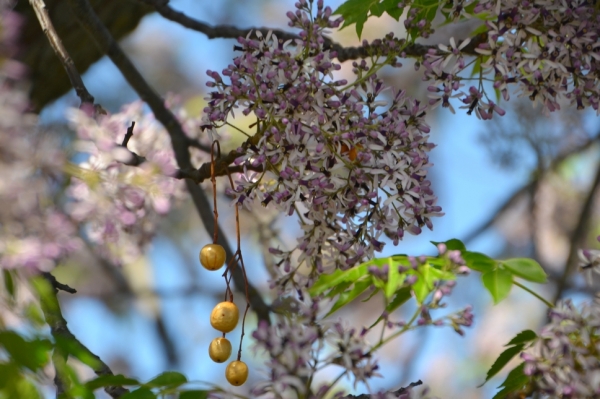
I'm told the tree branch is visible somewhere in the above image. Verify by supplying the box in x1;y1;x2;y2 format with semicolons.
66;0;271;324
344;380;423;398
136;0;438;62
40;273;128;398
28;0;95;107
553;159;600;303
463;133;600;245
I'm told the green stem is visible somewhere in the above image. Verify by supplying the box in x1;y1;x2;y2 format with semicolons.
369;306;421;354
513;280;554;308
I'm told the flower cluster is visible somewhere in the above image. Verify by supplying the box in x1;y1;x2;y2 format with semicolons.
202;0;442;287
521;298;600;397
251;296;382;398
66;102;187;265
425;0;600;115
0;89;81;271
0;6;81;271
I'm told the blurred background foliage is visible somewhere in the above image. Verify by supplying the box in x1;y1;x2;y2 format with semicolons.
1;0;599;398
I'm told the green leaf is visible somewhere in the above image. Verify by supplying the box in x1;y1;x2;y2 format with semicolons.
386;286;412;313
326;278;373;316
0;362;20;390
408;0;440;40
85;375;140;390
431;238;466;252
428;266;457;281
179;391;209;399
482;269;513;304
502;258;547;283
481;344;524;385
385;1;405;20
505;330;537;347
309;263;369;296
334;0;378;38
3;269;15;298
463;251;496;273
369;286;412;328
144;371;187;389
370;0;404;20
12;376;42;399
470;56;482;78
54;335;101;370
493;363;529;399
412;265;433;303
361;286;380;302
122;387;156;399
0;332;51;371
385;258;400;299
326;280;353;298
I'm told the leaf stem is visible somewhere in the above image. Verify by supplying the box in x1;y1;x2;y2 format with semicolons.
513;280;554;308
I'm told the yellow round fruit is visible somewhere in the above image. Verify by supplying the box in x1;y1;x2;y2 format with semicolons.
208;337;232;363
210;301;239;333
225;360;248;386
200;244;226;271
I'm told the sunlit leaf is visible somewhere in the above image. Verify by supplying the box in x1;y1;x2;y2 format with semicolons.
326;278;373;316
309;263;369;296
502;258;547;283
482;269;513;304
385;257;400;299
464;251;496;273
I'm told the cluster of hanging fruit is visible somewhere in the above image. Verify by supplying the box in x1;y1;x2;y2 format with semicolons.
200;244;248;386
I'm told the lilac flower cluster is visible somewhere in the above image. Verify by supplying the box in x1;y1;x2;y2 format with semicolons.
521;298;600;397
251;296;383;398
0;10;81;271
426;0;600;115
0;91;80;271
202;0;442;284
66;102;187;265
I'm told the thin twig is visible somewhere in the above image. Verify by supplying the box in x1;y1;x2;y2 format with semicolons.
40;273;129;398
66;0;271;324
463;133;600;245
136;0;441;62
344;380;423;398
553;161;600;303
41;272;77;294
29;0;95;107
121;122;135;147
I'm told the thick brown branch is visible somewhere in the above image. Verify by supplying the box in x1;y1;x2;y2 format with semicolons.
40;273;128;398
66;0;271;324
29;0;95;107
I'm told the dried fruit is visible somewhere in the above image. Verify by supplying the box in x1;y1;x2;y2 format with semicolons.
225;360;248;386
210;301;239;333
208;337;232;363
200;244;226;271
